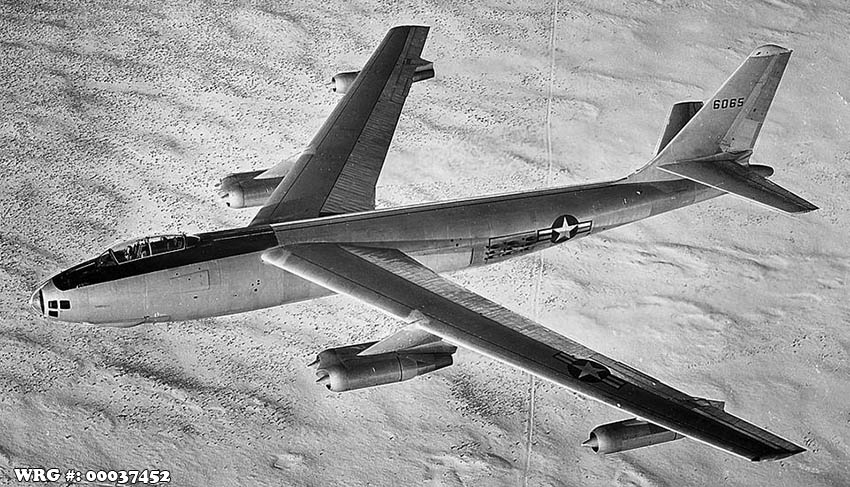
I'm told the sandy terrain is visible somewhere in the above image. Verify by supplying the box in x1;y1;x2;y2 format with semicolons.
1;0;848;485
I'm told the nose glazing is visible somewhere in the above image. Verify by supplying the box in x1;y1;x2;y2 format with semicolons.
29;286;44;315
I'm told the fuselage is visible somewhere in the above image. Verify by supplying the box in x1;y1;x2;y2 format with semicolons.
31;177;721;326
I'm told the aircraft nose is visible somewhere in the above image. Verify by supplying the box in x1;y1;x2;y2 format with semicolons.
29;285;44;316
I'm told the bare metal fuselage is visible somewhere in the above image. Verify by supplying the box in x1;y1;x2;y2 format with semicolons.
35;178;720;325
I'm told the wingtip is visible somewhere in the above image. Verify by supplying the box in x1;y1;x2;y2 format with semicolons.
390;24;430;31
753;446;806;462
750;44;791;58
786;200;818;213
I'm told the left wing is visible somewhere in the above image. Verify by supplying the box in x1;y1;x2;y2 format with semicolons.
262;243;805;461
251;26;432;225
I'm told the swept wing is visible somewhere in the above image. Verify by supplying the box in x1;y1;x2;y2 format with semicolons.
251;26;431;225
262;243;805;461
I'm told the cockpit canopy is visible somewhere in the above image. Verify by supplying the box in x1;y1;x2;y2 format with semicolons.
97;234;199;266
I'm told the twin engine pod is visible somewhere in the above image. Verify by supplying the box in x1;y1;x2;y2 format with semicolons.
330;60;435;94
583;399;725;454
310;340;456;392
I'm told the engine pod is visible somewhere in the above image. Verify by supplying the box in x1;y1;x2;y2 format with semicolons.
583;418;684;454
218;170;283;209
312;341;455;392
330;71;359;94
318;353;452;392
330;61;434;95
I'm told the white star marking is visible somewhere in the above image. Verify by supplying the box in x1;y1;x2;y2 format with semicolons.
575;361;607;380
553;218;577;238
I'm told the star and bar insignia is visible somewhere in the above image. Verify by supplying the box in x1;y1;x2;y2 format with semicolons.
554;352;625;388
484;214;593;261
545;214;593;243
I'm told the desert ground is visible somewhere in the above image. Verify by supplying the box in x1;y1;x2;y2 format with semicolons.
1;0;849;485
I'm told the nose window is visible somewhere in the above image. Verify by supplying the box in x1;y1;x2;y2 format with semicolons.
46;300;70;317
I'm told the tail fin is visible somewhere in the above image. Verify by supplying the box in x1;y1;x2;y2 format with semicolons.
659;44;791;162
630;45;817;213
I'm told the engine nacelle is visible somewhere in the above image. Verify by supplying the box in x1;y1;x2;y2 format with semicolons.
330;61;435;94
217;170;283;209
330;71;359;94
582;419;684;454
311;340;455;392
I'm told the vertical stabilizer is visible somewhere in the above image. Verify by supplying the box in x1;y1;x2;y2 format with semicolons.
627;45;816;213
662;45;790;162
633;45;791;176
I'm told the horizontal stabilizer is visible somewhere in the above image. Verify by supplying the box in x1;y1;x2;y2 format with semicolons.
659;158;817;213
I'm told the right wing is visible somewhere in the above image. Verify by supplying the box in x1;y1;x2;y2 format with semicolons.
251;26;432;225
262;243;805;462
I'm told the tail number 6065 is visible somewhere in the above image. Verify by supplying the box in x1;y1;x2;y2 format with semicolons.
713;97;745;109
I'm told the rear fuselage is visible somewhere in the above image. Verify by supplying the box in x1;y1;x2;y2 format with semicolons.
32;178;720;325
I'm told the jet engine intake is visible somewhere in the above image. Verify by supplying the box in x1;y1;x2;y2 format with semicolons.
330;71;359;94
311;340;455;392
582;419;684;454
217;170;283;209
330;61;435;94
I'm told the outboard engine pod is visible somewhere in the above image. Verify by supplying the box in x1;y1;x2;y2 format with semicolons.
330;60;434;94
217;170;283;209
330;71;359;94
582;419;684;454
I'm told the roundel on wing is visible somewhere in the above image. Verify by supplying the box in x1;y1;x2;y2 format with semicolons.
566;359;610;382
550;214;580;243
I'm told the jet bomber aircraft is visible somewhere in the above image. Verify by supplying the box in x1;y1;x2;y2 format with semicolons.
31;26;816;461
